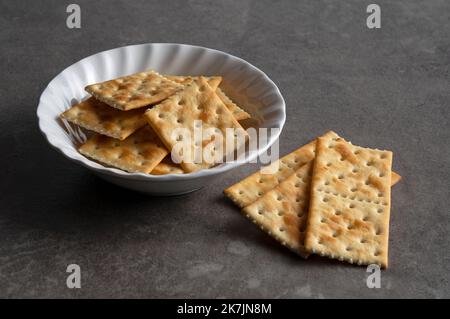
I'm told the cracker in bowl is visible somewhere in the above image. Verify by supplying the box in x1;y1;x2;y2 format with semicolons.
79;126;168;174
85;70;184;111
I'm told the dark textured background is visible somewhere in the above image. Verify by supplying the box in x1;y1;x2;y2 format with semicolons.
0;0;449;298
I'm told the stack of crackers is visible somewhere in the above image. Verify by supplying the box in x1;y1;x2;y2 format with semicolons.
60;70;251;174
224;131;400;268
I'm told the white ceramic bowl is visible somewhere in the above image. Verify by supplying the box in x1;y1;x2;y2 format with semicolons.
37;43;285;195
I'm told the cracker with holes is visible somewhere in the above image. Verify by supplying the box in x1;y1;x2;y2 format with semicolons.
224;131;401;209
60;97;147;140
145;77;248;173
305;133;393;268
224;131;334;208
242;162;314;257
235;133;399;258
167;75;250;121
85;70;184;111
79;126;168;174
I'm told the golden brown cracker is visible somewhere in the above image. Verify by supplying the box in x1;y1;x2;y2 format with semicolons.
242;162;314;257
145;77;248;173
85;70;183;111
224;132;333;208
60;97;146;140
225;131;400;209
166;76;250;120
305;133;393;268
79;126;168;174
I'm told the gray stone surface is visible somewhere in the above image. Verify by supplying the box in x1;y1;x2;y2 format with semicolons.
0;0;449;298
